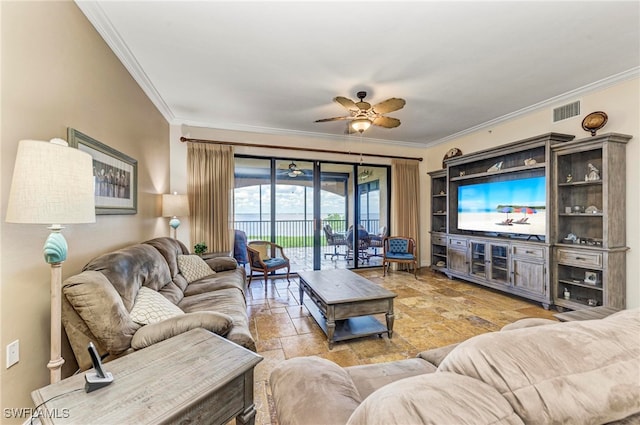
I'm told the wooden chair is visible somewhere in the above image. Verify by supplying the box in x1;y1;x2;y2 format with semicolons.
246;241;290;286
383;236;417;279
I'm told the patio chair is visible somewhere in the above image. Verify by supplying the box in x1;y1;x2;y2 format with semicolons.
368;226;387;257
323;224;347;259
346;225;370;263
246;241;290;286
383;236;418;279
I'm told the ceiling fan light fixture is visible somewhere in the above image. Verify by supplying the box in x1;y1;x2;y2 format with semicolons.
351;118;372;133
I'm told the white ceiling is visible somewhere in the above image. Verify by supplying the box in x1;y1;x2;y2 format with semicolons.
77;1;640;147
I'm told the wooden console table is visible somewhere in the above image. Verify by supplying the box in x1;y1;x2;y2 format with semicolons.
31;329;262;425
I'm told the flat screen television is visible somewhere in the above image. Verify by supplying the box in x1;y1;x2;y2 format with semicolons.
457;176;546;236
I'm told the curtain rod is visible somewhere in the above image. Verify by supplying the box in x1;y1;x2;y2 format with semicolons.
179;137;423;162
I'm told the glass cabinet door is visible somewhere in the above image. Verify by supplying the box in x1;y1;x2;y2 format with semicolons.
490;244;509;283
470;242;486;278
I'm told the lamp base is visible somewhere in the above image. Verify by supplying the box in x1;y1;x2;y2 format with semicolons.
169;217;181;239
44;226;68;263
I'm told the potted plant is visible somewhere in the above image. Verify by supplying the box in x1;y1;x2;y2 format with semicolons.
194;242;208;256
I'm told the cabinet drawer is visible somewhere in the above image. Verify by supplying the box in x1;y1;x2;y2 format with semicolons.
512;244;545;259
432;235;447;246
557;249;603;268
448;237;468;248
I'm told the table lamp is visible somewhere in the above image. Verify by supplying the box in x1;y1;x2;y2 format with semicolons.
162;192;189;239
6;139;95;383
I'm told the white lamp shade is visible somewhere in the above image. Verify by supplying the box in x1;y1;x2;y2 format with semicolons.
6;140;96;224
162;193;189;217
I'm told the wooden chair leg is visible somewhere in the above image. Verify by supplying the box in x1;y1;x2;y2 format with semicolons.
248;271;253;287
263;270;268;285
285;266;290;284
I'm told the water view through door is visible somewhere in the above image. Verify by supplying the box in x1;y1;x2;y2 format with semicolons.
234;157;388;276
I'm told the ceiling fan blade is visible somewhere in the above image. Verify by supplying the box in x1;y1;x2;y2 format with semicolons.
334;96;359;112
373;116;401;128
315;116;351;123
372;98;406;114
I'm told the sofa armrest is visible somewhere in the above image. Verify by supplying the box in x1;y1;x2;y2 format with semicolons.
270;357;361;425
417;343;460;367
204;256;239;272
201;251;232;260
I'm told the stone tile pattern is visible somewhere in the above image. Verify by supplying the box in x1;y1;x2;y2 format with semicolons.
246;268;558;425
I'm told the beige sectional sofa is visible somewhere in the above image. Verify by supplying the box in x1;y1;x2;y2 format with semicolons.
62;237;254;371
271;308;640;425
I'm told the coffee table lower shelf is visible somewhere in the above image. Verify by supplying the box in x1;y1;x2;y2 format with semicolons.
303;298;390;347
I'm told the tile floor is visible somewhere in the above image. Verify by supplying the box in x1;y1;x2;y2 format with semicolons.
246;267;558;425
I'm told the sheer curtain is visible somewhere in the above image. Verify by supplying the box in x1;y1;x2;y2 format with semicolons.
391;158;420;255
187;142;234;253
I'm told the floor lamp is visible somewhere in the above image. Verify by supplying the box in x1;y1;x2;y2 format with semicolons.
6;139;95;384
162;192;189;239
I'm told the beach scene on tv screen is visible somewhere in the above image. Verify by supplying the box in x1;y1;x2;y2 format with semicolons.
457;176;546;236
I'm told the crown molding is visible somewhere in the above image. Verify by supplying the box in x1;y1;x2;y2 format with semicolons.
76;1;638;151
175;117;427;148
75;1;175;122
429;67;640;147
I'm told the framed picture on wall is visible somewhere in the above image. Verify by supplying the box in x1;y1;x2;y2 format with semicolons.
68;128;137;215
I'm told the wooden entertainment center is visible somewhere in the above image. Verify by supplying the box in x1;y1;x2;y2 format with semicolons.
429;132;631;310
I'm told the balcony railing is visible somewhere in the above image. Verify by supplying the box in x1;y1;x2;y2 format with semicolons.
234;219;380;248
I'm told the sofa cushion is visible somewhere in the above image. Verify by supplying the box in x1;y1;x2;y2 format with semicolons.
438;308;640;425
131;311;233;349
62;270;140;355
129;286;184;325
271;357;362;425
179;288;255;351
183;268;246;297
347;372;524;425
345;358;436;399
177;254;215;283
83;243;172;311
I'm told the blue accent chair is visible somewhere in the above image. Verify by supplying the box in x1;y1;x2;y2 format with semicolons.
246;241;290;286
383;236;418;279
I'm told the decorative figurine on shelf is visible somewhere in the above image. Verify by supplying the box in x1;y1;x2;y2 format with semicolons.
566;174;573;183
524;158;537;166
585;163;600;181
563;288;570;300
487;161;503;172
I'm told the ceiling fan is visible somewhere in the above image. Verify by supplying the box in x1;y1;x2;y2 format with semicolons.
280;162;305;178
315;91;406;133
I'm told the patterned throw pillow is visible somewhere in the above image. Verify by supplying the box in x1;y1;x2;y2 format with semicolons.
177;254;216;283
129;286;184;325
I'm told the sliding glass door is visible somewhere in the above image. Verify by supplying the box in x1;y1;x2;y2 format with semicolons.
234;156;389;274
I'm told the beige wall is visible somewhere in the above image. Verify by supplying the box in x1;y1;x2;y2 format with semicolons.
425;77;640;308
1;1;169;421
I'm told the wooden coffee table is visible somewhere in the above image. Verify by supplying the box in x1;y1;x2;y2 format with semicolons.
298;269;397;349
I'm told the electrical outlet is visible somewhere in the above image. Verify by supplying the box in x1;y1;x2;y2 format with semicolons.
6;340;19;368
